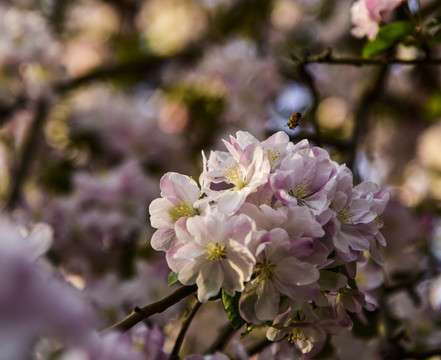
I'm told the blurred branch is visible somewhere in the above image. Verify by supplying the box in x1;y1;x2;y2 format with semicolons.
54;0;272;94
246;337;271;357
204;323;237;354
54;48;203;93
170;298;202;360
4;98;49;211
292;48;441;66
101;284;197;334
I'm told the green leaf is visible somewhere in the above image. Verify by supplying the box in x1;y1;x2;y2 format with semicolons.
362;21;415;58
167;271;180;286
222;290;246;330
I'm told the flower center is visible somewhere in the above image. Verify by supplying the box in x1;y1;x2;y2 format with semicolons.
337;206;356;224
255;260;275;280
288;179;311;205
223;163;247;190
287;328;306;343
168;200;199;221
205;242;227;262
266;148;281;167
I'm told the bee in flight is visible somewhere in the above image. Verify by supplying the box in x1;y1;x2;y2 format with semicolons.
287;112;302;130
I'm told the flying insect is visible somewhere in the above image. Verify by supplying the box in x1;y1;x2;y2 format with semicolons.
287;112;302;130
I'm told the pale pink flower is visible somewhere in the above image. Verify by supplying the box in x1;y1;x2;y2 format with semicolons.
201;142;271;215
266;305;328;354
351;0;403;40
149;172;209;251
239;228;320;323
270;147;338;217
167;212;256;302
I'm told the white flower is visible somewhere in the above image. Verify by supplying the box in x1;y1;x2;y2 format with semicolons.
167;212;256;302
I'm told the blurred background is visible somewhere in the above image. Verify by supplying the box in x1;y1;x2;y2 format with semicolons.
2;0;441;358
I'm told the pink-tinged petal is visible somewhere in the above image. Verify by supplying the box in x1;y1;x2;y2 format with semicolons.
302;239;332;267
374;229;386;246
177;261;201;285
239;281;261;323
343;261;357;279
197;262;224;302
373;189;390;214
283;206;324;238
224;240;255;282
185;213;227;245
334;225;368;253
238;203;287;231
283;283;320;302
228;214;255;244
288;237;314;259
369;237;385;265
26;223;53;260
151;227;175;252
216;189;249;216
173;242;205;262
149;198;174;228
160;172;201;203
276;257;319;286
254;280;279;321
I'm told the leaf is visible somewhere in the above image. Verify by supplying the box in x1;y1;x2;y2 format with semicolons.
168;271;180;286
362;21;415;58
222;290;246;330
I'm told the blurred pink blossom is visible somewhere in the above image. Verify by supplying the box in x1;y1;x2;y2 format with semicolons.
351;0;403;39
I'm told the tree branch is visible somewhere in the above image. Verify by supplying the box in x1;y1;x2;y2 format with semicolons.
292;48;441;66
170;298;202;360
101;284;197;334
4;98;49;211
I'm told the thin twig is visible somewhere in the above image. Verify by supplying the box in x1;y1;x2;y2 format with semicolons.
170;298;202;360
101;284;197;334
292;48;441;66
246;337;271;357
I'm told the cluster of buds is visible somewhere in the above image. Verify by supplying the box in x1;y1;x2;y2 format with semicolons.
149;131;389;353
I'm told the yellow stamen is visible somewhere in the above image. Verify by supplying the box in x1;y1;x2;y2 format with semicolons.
205;242;227;262
255;260;276;280
168;200;199;221
288;179;311;205
223;163;247;190
337;206;356;224
266;148;281;167
287;328;306;343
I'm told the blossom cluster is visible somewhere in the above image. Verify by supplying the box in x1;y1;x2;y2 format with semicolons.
149;131;390;353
